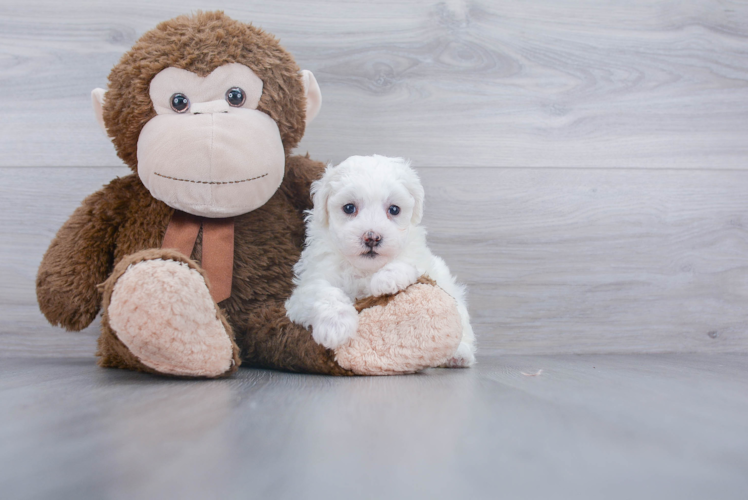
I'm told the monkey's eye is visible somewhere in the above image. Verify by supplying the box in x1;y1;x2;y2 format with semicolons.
225;87;246;107
170;93;190;113
388;205;401;216
342;204;357;215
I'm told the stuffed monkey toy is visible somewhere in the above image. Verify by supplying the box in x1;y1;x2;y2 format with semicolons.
36;12;462;377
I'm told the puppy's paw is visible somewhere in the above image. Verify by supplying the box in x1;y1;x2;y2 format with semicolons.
440;342;476;368
312;303;359;349
370;262;420;297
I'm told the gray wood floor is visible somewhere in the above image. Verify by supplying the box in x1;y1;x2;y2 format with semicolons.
2;354;747;500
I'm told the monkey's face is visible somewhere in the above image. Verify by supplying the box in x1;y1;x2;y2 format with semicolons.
134;63;284;218
93;13;322;217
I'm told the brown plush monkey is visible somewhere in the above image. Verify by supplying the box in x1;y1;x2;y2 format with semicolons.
36;11;462;377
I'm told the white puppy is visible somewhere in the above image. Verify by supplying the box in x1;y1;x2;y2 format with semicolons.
285;155;476;367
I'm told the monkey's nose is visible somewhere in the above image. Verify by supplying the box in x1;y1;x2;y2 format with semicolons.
363;231;382;248
191;99;230;114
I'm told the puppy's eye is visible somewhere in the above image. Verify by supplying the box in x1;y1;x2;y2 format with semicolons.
388;205;401;216
342;204;357;215
225;87;246;107
170;93;190;113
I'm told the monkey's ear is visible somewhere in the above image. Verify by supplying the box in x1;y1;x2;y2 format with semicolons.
91;88;107;134
301;70;322;124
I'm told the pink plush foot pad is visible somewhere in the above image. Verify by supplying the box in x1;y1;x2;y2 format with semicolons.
107;259;234;377
334;283;462;375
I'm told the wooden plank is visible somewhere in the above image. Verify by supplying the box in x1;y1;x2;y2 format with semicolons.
2;166;747;357
419;167;748;353
0;168;112;358
1;1;748;168
1;354;747;499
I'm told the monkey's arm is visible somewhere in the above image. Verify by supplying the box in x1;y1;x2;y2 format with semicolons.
36;178;130;331
280;154;327;212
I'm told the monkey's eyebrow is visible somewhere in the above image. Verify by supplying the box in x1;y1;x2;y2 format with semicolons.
154;172;268;184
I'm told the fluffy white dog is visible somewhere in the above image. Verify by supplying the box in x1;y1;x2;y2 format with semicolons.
285;155;476;367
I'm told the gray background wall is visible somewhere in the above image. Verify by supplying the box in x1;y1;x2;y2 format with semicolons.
2;0;748;356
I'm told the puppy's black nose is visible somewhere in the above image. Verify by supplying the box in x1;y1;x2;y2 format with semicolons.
363;231;382;248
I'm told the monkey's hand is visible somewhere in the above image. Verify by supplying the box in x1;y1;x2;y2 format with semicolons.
36;177;131;331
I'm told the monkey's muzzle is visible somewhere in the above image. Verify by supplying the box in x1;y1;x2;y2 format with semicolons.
136;109;285;218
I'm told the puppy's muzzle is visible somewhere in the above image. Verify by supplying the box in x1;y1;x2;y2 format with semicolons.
363;231;382;249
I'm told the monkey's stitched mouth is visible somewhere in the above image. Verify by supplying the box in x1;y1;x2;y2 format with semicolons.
154;172;268;185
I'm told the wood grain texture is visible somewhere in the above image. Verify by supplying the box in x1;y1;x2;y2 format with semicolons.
421;167;748;353
2;166;747;357
1;0;748;168
1;354;747;499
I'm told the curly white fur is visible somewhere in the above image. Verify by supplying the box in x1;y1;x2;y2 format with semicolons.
285;155;476;367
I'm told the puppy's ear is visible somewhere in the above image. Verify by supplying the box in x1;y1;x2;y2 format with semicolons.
310;164;335;226
396;158;425;224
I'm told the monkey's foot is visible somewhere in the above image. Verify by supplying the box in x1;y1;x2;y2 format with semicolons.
335;280;462;375
103;249;239;378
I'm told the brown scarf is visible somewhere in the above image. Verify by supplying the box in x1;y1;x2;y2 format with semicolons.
161;210;235;303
